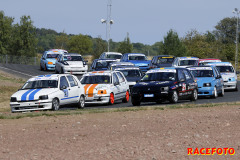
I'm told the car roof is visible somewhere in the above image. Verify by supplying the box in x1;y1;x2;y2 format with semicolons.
154;55;175;58
186;66;214;70
208;62;232;66
103;52;122;55
177;57;199;60
114;66;140;70
94;58;118;61
28;74;71;81
63;53;82;56
124;53;146;56
110;62;134;66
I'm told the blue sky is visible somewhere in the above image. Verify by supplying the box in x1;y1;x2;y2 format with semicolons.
1;0;240;45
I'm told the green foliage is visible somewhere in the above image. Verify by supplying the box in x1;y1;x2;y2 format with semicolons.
67;34;93;55
55;32;69;50
117;36;133;54
92;37;106;59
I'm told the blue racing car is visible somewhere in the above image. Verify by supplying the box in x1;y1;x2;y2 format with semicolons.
187;66;224;98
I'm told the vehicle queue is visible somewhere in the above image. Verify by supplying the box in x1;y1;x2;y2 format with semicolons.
9;50;238;112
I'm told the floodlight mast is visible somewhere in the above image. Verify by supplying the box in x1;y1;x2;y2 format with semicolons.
101;0;113;52
233;8;240;72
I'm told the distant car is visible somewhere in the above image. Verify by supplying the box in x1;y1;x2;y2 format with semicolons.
108;62;135;70
10;74;85;112
187;66;224;98
55;53;88;74
99;52;122;61
198;58;221;66
40;51;63;71
172;57;199;68
114;66;143;91
80;70;129;105
149;55;175;69
90;59;117;71
208;62;238;91
121;53;151;73
131;67;198;106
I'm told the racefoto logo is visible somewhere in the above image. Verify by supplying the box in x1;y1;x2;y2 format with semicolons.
188;148;235;156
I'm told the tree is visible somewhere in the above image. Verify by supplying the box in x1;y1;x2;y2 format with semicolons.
67;34;93;55
92;36;106;59
117;34;133;54
55;32;68;49
0;11;14;55
163;29;187;56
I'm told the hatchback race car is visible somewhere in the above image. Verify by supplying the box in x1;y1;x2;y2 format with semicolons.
90;59;117;71
10;74;85;112
55;53;88;74
131;67;198;106
187;66;224;98
172;57;199;68
80;71;129;105
40;50;64;71
208;62;238;91
149;55;175;69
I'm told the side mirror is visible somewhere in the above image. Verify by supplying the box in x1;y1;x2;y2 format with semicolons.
60;85;67;90
114;82;119;86
42;58;45;60
180;78;185;82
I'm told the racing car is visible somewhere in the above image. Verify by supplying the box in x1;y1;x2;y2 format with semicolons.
131;67;198;105
172;57;199;68
80;71;129;105
208;62;238;91
90;59;118;71
10;74;85;112
40;50;64;71
187;66;224;98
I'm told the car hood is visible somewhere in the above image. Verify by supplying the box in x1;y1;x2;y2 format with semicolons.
195;77;215;87
66;61;83;67
128;60;150;67
11;88;58;101
220;73;236;81
134;81;174;91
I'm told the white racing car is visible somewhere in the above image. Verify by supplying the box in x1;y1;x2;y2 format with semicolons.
10;74;85;112
80;71;130;105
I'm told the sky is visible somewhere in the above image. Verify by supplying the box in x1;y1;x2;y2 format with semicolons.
0;0;240;45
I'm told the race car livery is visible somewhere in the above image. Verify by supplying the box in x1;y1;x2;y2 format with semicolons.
172;57;199;68
187;66;224;98
80;71;129;105
131;67;198;106
208;62;238;91
10;74;85;112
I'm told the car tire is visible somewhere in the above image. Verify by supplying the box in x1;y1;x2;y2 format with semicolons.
55;68;59;74
52;98;60;111
212;87;218;98
122;91;130;103
109;93;114;105
234;85;238;91
131;98;141;106
169;90;178;103
219;86;224;97
78;95;85;109
190;89;198;101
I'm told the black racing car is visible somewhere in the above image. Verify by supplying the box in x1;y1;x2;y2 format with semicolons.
131;67;198;106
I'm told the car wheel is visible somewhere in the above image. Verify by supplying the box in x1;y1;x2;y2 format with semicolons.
52;98;60;111
55;68;59;74
219;86;224;97
122;91;130;103
131;98;141;106
212;87;218;98
234;85;238;91
109;93;114;105
169;90;178;103
78;95;85;109
190;89;198;101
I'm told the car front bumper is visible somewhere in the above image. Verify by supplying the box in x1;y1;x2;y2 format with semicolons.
46;64;56;70
64;67;88;74
85;94;110;104
197;87;214;96
223;81;237;90
131;91;172;102
10;100;52;112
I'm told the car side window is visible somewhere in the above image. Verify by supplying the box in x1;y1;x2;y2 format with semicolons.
67;75;77;87
213;67;221;78
178;70;185;81
113;73;120;85
116;72;125;83
60;76;69;88
183;70;192;80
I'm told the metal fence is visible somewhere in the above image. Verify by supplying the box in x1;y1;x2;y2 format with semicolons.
0;54;39;65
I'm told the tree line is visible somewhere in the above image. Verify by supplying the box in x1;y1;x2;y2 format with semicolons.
0;10;239;62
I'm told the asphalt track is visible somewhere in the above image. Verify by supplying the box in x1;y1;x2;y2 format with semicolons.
1;63;240;110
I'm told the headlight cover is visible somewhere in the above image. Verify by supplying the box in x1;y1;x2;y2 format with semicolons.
39;95;48;100
10;97;17;102
228;77;236;82
161;86;169;92
203;83;211;87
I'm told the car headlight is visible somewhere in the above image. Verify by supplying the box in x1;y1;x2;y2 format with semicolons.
229;77;236;82
63;61;69;65
97;90;107;94
48;62;53;65
39;95;48;100
203;83;211;87
10;97;17;102
161;86;169;92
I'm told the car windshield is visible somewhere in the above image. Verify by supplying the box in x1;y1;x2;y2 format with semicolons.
21;80;58;89
47;54;59;58
179;60;198;66
106;54;122;59
157;57;174;64
63;56;83;61
128;55;147;60
119;70;141;77
96;61;115;68
190;70;214;77
216;66;234;73
81;75;111;84
141;72;176;81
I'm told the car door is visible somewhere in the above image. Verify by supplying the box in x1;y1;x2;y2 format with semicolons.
112;73;121;99
66;75;80;103
55;55;61;72
183;69;195;97
116;72;128;98
213;67;222;91
177;69;187;99
41;52;46;68
59;76;71;104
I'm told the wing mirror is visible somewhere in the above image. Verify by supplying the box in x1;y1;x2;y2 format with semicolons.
60;85;67;90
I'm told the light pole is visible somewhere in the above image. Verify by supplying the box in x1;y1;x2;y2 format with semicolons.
101;0;113;53
233;8;240;72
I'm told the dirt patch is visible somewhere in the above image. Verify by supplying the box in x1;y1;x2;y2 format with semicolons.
0;105;240;159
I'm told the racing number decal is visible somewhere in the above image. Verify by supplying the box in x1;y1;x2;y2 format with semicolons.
182;83;186;91
63;89;69;97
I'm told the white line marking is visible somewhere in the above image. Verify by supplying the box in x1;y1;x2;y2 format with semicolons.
0;66;33;77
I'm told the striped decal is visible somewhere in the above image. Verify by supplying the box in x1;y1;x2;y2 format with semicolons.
88;84;98;97
92;71;97;73
29;89;42;100
61;96;79;100
98;71;105;73
84;84;91;94
21;89;35;101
